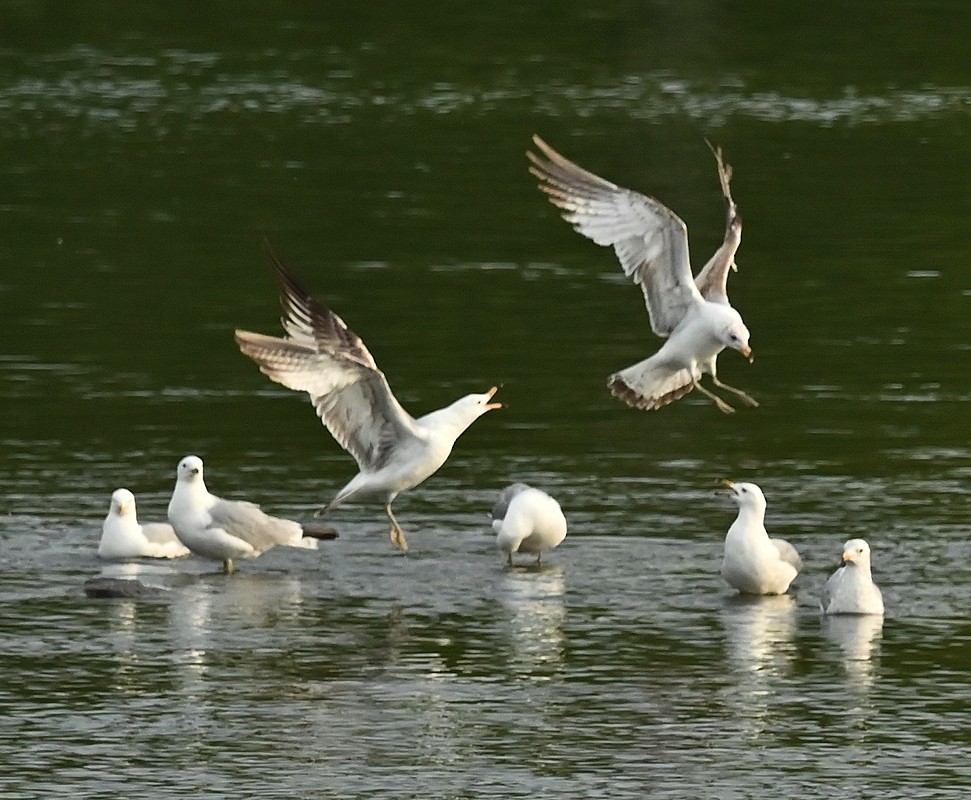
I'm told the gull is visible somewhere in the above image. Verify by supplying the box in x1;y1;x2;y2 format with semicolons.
528;135;756;413
490;483;567;566
166;455;338;573
820;538;884;615
98;488;190;560
720;480;801;595
233;247;502;553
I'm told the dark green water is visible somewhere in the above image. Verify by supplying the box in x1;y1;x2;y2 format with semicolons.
3;3;971;798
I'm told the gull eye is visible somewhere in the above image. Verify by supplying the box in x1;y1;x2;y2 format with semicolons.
740;487;747;493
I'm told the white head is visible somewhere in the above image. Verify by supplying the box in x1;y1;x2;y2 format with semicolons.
722;480;767;513
720;312;753;362
110;488;136;518
440;386;502;429
840;538;873;569
176;455;205;484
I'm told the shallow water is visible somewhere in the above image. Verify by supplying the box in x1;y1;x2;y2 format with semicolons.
4;3;971;797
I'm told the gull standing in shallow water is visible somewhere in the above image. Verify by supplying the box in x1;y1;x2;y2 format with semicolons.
491;483;567;566
234;248;502;553
820;539;884;615
167;455;337;574
528;135;757;413
99;488;190;560
720;480;801;595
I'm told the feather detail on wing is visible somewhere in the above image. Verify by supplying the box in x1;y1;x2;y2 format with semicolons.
771;538;803;571
528;135;703;337
207;498;303;552
693;141;743;305
234;246;422;472
606;354;695;411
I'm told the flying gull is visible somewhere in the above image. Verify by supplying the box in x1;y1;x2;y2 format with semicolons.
166;455;338;573
720;480;801;595
820;538;884;615
234;247;502;553
528;135;757;413
490;483;567;566
99;488;190;560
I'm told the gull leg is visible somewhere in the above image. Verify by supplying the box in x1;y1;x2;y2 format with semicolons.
693;380;735;414
711;376;759;408
507;552;513;567
386;503;409;553
223;558;235;575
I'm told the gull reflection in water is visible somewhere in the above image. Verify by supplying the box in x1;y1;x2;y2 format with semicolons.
499;565;567;676
720;594;797;736
821;613;883;688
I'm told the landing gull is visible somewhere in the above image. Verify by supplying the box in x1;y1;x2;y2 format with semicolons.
528;135;757;413
720;480;801;595
99;488;190;560
234;247;502;553
820;538;884;615
491;483;567;566
166;455;337;573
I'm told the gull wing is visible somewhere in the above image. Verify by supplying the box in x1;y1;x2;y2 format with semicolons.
490;482;531;521
693;141;742;305
207;497;300;551
771;537;803;571
528;135;703;337
235;247;423;472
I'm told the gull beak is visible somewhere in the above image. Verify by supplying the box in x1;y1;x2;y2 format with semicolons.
741;346;754;363
840;551;854;566
486;385;503;411
717;479;736;498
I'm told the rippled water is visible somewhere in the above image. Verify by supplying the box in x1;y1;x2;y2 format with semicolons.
4;2;971;797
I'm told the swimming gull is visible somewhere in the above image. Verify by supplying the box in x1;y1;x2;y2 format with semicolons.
166;455;338;573
528;135;757;413
98;488;190;560
720;480;801;595
491;483;567;566
234;247;502;553
820;538;884;615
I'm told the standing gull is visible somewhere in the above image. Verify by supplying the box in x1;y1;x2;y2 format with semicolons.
491;483;567;566
528;135;756;413
820;539;884;615
720;480;801;595
166;455;337;574
234;248;502;553
99;488;190;560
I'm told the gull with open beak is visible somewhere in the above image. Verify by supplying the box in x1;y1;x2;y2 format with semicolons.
234;246;502;553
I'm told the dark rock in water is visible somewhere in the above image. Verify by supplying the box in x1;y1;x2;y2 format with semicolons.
83;577;167;599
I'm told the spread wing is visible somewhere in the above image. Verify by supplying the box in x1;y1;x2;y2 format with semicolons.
693;141;742;305
235;246;423;472
528;135;703;337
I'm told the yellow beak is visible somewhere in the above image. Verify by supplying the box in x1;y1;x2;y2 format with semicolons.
486;385;503;410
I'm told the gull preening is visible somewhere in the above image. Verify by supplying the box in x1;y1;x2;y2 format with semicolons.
528;135;756;413
166;455;337;573
820;538;884;615
720;480;801;595
234;247;502;553
98;488;190;560
491;483;567;566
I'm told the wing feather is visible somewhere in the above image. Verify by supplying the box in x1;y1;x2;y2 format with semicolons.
693;141;743;305
529;135;703;337
235;247;422;471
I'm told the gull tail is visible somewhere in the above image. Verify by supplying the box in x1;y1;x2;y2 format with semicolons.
607;358;694;411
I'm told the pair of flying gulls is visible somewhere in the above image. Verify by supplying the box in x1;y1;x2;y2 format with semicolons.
232;136;757;552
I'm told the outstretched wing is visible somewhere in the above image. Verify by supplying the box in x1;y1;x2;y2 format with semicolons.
693;141;742;305
235;246;422;471
528;135;703;337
